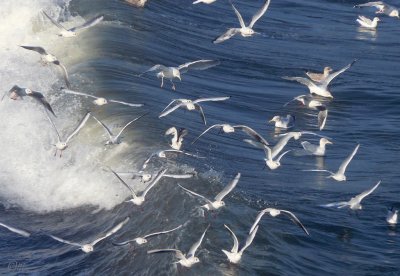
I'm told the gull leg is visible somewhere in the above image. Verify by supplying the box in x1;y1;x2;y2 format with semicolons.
54;149;57;157
60;150;63;158
160;77;164;88
170;80;176;91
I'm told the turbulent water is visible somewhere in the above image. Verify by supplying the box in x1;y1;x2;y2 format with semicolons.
0;0;399;275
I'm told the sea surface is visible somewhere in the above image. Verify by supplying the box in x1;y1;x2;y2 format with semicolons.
0;0;399;275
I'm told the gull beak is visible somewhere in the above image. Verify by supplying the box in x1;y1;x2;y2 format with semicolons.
268;119;274;123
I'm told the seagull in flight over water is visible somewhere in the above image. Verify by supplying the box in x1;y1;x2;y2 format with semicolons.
139;60;219;90
354;2;399;18
0;222;30;237
165;127;188;150
147;225;209;268
304;144;360;181
42;11;104;37
322;181;381;210
214;0;271;43
48;217;130;253
63;89;144;107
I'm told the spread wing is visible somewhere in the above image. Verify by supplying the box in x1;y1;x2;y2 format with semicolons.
20;45;48;55
178;60;220;73
358;15;373;24
70;15;104;32
187;225;209;258
192;124;224;144
275;150;291;163
317;108;328;130
321;201;350;208
354;180;381;202
63;89;99;99
0;222;30;237
91;217;130;246
49;234;82;247
178;184;213;204
194;96;231;103
45;110;61;143
142;168;168;197
280;210;310;236
354;1;384;8
230;1;246;28
140;64;168;76
249;0;271;28
65;112;91;143
147;249;185;260
238;126;269;147
143;224;183;239
53;62;71;89
321;60;357;87
249;209;267;234
337;144;360;175
240;225;259;253
282;76;318;89
92;116;114;139
42;10;68;31
29;91;56;116
159;102;185;118
111;169;137;197
109;99;144;107
194;104;207;125
213;28;241;44
215;173;241;201
223;224;239;253
115;112;148;140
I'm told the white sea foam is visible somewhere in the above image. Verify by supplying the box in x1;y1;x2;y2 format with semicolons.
0;0;128;212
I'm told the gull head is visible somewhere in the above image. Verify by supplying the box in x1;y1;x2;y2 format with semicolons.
24;88;33;95
211;201;225;209
390;10;399;17
324;66;333;74
186;102;196;110
55;142;68;150
292;132;302;140
269;116;280;123
81;244;94;253
320;138;333;146
240;27;255;37
141;174;152;183
135;237;147;244
222;124;235;133
94;98;108;106
165;127;177;136
158;151;167;158
373;17;381;22
172;68;181;81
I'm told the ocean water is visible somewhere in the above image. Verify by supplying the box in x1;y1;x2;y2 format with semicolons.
0;0;399;275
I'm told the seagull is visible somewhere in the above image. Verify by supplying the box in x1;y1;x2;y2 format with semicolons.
48;217;129;253
139;60;220;90
165;127;188;150
269;115;295;129
125;0;147;7
46;112;91;157
141;150;203;170
111;168;167;206
112;224;182;246
357;15;380;28
0;222;30;237
221;224;259;264
249;208;310;236
63;89;144;107
42;11;104;37
193;0;217;4
262;145;291;170
301;138;333;156
20;46;71;88
178;173;241;210
191;124;268;145
354;2;399;18
304;144;360;181
147;225;209;268
213;0;271;43
306;67;333;83
159;96;231;125
92;113;148;145
282;60;357;98
322;181;381;210
283;95;328;130
2;85;55;116
386;207;398;225
117;171;196;183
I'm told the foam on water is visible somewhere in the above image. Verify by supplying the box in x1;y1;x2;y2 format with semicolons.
0;0;129;212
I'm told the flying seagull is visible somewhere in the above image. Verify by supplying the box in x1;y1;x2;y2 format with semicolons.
48;217;129;253
42;11;104;37
356;15;380;29
117;171;196;183
178;173;241;210
214;0;271;43
386;207;398;225
139;60;220;90
20;46;71;88
147;225;209;268
269;115;295;129
354;2;399;18
0;222;31;237
141;149;203;170
193;0;217;4
165;127;188;150
306;67;332;83
63;89;144;107
322;181;381;210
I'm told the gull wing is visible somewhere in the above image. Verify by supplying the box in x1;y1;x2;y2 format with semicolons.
178;128;189;140
301;141;317;154
192;124;224;144
271;134;294;159
187;225;209;258
321;201;350;208
317;108;328;130
29;91;56;116
143;224;183;239
53;61;71;89
354;180;381;203
282;76;319;89
142;168;168;197
178;60;220;74
109;99;144;107
213;28;241;44
249;0;271;28
112;239;136;246
42;11;68;31
115;112;148;140
337;144;360;176
92;116;114;139
275;150;292;163
91;217;130;246
354;1;384;8
70;15;104;32
194;96;231;104
141;153;156;170
0;222;30;237
20;45;47;55
230;1;246;28
240;225;259;253
164;173;195;179
322;60;357;87
303;169;334;175
178;184;213;204
215;173;241;201
49;234;82;247
264;145;273;160
65;112;91;143
159;102;185;118
140;64;168;76
283;95;307;107
63;89;99;99
249;209;267;234
223;224;239;253
306;72;326;83
358;15;373;24
147;249;185;260
111;169;137;197
194;104;207;125
280;210;310;236
161;99;186;114
45;110;61;143
239;126;269;147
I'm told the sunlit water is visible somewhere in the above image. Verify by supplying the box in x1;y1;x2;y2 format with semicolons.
0;0;399;275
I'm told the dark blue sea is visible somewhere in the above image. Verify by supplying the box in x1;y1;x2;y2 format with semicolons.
0;0;399;275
